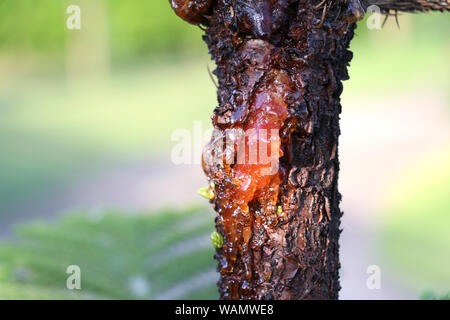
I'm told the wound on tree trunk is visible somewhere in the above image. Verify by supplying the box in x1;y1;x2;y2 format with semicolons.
169;0;448;300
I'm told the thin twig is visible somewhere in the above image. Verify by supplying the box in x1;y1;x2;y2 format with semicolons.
317;3;328;28
382;14;389;28
394;10;400;29
314;0;326;10
207;64;218;88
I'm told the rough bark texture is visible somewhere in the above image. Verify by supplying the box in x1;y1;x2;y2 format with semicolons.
201;0;360;300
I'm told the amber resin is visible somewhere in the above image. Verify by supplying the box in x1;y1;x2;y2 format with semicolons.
170;0;215;24
202;69;292;298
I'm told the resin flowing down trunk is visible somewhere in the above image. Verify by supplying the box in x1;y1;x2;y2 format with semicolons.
171;0;361;300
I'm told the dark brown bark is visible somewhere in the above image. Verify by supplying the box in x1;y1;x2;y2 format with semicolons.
201;0;359;300
170;0;359;300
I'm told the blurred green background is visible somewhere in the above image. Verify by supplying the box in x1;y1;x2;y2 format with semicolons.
0;0;449;299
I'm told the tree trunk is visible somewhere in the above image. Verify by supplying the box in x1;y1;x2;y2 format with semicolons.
198;0;360;300
169;0;448;301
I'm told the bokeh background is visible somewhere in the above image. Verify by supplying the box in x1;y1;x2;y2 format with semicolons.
0;0;448;299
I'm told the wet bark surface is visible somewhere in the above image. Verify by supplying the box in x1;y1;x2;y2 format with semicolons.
170;0;362;300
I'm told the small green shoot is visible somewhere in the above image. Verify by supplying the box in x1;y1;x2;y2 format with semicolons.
210;232;223;249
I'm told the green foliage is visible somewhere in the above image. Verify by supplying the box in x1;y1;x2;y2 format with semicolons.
0;207;219;299
420;290;450;300
198;186;211;200
210;232;223;249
